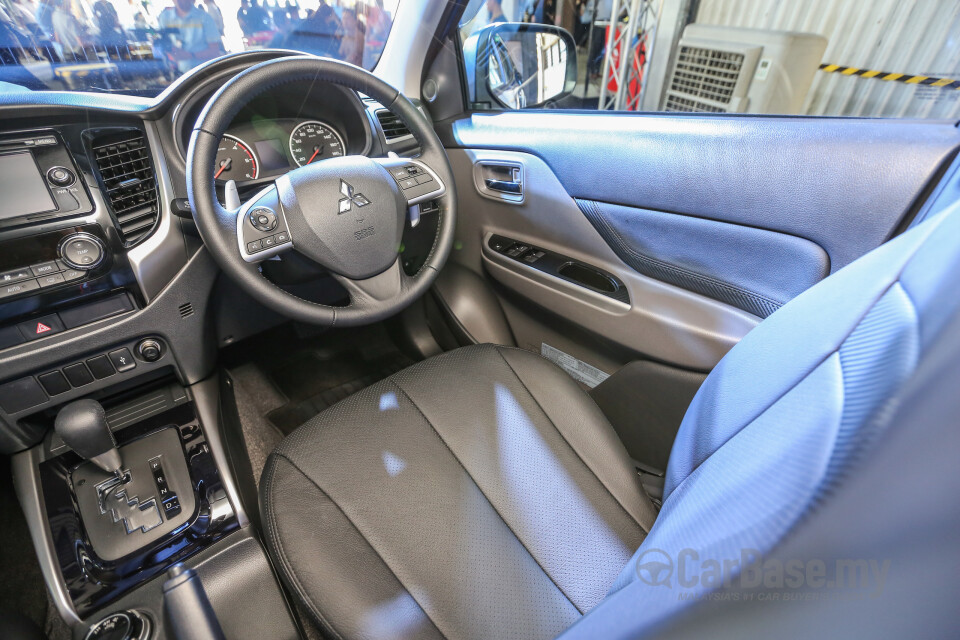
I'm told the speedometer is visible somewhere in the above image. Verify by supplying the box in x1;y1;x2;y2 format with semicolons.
215;135;259;181
289;121;346;167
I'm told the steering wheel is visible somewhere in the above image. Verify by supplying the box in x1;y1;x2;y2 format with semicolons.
186;56;457;326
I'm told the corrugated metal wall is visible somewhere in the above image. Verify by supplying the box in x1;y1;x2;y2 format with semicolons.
694;0;960;118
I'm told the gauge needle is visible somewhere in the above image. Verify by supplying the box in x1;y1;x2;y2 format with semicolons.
214;158;231;179
306;146;321;164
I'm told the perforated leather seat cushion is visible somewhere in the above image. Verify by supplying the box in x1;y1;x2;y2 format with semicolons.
261;344;657;640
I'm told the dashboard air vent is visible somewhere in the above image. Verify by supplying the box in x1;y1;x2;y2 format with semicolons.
90;131;159;246
375;110;412;142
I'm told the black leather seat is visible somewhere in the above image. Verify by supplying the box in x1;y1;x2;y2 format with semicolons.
261;344;658;639
261;194;960;640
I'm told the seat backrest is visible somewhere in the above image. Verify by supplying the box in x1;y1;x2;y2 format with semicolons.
559;198;960;639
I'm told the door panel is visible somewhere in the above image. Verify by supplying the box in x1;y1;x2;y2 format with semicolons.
575;199;829;318
442;148;760;372
440;113;960;272
435;113;960;373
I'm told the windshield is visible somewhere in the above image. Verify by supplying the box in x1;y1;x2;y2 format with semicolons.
0;0;397;95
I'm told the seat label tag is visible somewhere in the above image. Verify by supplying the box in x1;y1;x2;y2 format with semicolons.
541;343;610;388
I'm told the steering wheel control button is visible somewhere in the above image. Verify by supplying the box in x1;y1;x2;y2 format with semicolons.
30;261;60;277
60;234;105;270
46;166;76;187
274;231;290;244
398;177;418;190
136;339;163;363
17;314;64;340
108;348;137;372
250;206;278;232
262;235;277;249
246;239;263;253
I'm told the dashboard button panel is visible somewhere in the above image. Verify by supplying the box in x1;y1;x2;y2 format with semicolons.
85;355;116;379
0;278;40;299
60;233;105;269
17;313;64;340
30;261;59;277
1;267;33;283
109;348;137;372
62;362;94;387
38;370;70;396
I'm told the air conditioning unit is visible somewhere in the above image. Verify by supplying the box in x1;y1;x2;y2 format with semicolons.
662;24;827;114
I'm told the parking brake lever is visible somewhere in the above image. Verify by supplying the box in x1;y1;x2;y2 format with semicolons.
163;564;226;640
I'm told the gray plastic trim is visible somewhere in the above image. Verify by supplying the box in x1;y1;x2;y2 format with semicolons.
128;122;189;302
190;374;250;528
12;446;82;625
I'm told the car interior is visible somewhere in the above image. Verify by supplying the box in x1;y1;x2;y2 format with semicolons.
0;0;959;639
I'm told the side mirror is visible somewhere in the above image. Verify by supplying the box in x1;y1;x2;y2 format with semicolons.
463;23;577;109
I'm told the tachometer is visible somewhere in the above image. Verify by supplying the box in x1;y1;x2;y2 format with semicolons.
214;135;259;181
289;121;346;167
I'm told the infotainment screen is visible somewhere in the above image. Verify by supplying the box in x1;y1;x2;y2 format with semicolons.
0;151;56;220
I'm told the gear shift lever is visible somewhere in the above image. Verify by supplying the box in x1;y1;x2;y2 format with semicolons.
55;399;122;475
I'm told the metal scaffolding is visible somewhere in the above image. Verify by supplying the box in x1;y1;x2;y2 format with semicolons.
597;0;660;111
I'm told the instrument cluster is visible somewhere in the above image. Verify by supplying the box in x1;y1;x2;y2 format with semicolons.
214;118;347;184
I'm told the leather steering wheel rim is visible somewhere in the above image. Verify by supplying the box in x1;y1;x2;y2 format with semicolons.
186;55;457;327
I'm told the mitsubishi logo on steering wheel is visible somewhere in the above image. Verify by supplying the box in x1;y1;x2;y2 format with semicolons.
338;179;371;214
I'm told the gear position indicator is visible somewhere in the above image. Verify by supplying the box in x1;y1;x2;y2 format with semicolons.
150;456;182;518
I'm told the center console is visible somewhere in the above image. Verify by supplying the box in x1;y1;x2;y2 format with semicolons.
0;121;299;640
38;383;237;618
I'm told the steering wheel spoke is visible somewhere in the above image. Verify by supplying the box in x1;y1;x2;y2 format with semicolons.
332;258;411;310
235;182;296;263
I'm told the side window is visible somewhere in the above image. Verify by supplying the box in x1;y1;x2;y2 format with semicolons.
459;0;960;118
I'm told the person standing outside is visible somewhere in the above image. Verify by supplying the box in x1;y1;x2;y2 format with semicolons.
158;0;223;71
486;0;506;24
202;0;224;37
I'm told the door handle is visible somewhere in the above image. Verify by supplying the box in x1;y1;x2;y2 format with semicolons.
474;160;525;203
484;178;522;194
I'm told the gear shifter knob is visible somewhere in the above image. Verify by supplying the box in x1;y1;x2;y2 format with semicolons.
55;399;122;474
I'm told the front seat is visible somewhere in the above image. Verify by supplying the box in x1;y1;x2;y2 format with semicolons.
261;201;960;640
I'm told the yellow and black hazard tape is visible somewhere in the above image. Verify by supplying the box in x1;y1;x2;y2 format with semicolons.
819;63;960;89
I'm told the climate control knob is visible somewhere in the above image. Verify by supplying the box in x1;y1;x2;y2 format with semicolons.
59;233;105;270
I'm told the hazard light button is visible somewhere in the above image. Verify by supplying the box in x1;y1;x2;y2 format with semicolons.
17;314;65;341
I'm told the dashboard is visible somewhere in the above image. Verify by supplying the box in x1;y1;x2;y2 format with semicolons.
0;51;424;456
